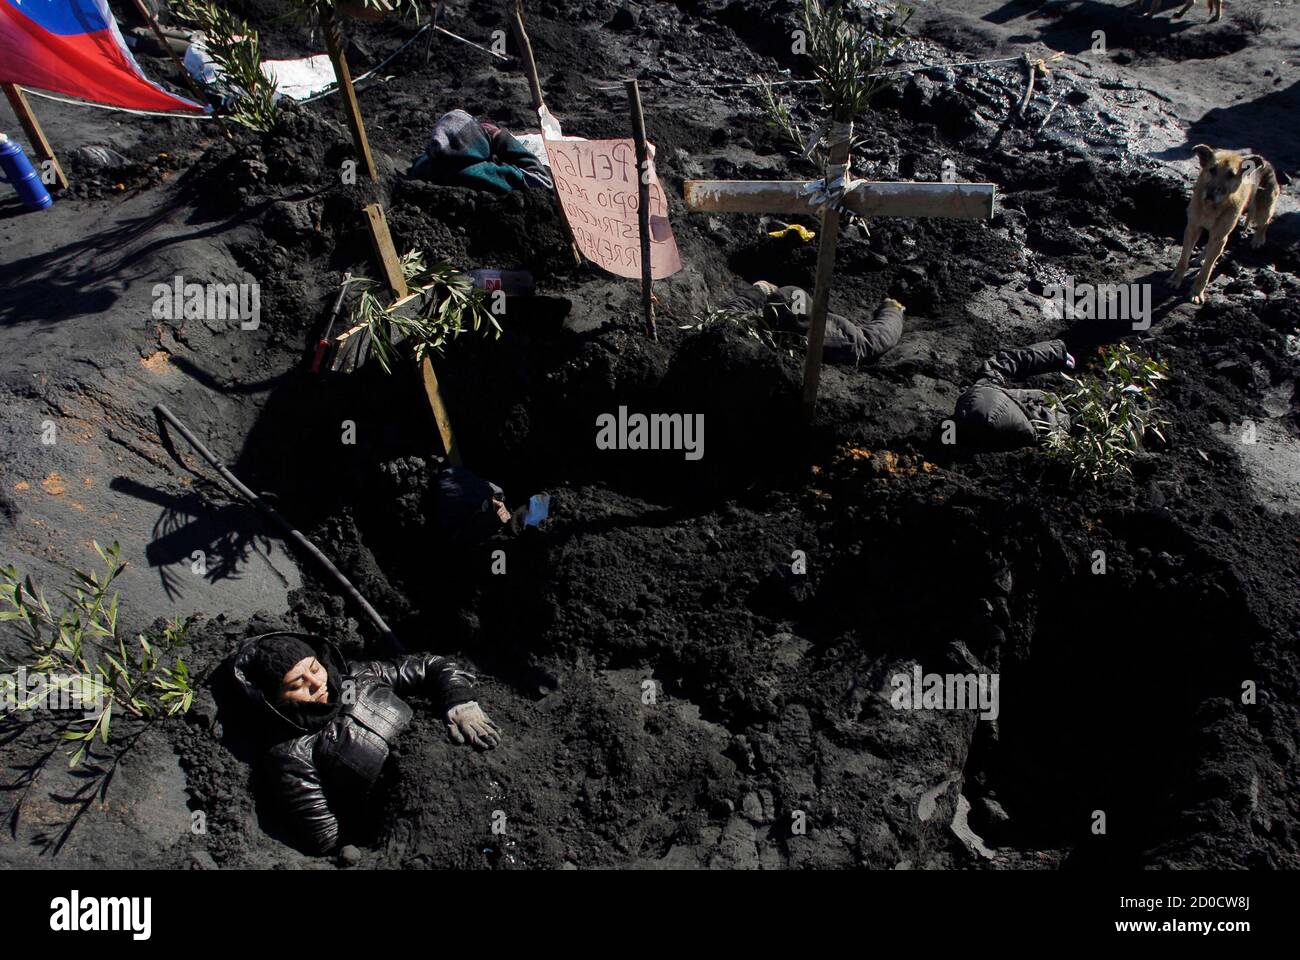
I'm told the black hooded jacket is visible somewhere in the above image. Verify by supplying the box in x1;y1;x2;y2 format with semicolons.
232;632;477;855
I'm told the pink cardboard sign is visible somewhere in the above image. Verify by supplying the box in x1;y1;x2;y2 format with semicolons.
543;137;683;280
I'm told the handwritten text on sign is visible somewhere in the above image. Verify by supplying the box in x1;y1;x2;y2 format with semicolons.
544;138;683;280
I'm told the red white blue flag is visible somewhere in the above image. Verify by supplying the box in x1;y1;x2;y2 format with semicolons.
0;0;207;114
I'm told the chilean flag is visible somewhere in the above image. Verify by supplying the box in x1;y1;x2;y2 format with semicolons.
0;0;207;113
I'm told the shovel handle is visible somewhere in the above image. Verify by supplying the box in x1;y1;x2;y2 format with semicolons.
311;339;330;373
310;272;353;374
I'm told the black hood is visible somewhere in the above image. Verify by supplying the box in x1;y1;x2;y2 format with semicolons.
232;632;348;736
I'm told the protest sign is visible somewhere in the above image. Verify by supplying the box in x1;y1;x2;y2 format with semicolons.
543;135;682;280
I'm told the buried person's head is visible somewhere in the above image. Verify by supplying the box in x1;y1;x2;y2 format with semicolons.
941;340;1076;452
237;633;342;734
434;464;513;543
245;635;322;703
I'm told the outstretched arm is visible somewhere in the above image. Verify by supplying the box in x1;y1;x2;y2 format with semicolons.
858;298;906;364
356;653;501;750
978;339;1071;385
356;653;478;707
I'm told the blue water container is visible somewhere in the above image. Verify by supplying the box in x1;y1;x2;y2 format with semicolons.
0;133;53;211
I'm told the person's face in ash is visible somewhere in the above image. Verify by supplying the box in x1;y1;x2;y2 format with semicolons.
279;657;329;704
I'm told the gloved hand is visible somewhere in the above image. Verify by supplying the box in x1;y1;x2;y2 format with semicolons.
445;700;501;750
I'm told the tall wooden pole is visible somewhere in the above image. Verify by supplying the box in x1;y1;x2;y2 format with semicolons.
508;0;545;114
425;2;442;66
321;7;378;181
801;122;852;420
130;0;210;105
1;84;68;191
625;79;656;340
363;204;410;300
508;1;583;267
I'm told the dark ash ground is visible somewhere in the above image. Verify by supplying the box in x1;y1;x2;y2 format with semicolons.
2;0;1299;870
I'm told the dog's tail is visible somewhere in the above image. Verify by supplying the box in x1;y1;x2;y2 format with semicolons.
1255;160;1280;207
1257;160;1279;193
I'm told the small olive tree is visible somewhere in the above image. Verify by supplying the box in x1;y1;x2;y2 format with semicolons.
761;1;914;172
1037;345;1171;484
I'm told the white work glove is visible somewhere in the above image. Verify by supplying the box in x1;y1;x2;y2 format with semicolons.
445;700;501;751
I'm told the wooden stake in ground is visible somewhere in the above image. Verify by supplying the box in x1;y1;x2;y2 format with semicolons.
130;0;211;107
363;204;409;299
321;7;378;181
801;124;852;420
1018;53;1057;119
507;0;545;114
1;84;68;191
425;2;442;66
507;0;583;267
625;79;656;340
684;157;997;419
362;203;462;465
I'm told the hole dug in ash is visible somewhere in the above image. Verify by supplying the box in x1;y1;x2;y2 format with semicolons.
967;569;1256;867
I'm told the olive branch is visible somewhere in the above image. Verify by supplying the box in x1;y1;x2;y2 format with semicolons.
1;542;194;766
336;251;501;373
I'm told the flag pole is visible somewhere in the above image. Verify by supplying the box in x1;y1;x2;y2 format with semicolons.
1;83;68;191
129;0;210;105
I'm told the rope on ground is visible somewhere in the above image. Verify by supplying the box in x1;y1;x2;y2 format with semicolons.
283;19;509;103
432;23;513;62
16;19;496;117
299;22;434;102
18;87;214;119
592;50;1066;93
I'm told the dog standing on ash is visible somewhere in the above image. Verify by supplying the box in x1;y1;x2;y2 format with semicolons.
1168;144;1279;304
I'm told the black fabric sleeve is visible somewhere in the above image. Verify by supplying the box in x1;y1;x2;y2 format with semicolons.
266;740;340;856
821;313;867;364
858;298;905;363
977;339;1069;385
354;654;478;708
723;282;770;316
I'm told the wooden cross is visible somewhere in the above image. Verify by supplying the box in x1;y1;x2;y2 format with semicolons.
361;202;462;465
507;0;584;267
684;133;996;419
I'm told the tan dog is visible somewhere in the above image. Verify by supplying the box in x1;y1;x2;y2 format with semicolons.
1169;145;1279;304
1145;0;1222;21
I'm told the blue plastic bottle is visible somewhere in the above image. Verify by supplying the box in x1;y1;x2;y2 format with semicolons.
0;133;53;211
